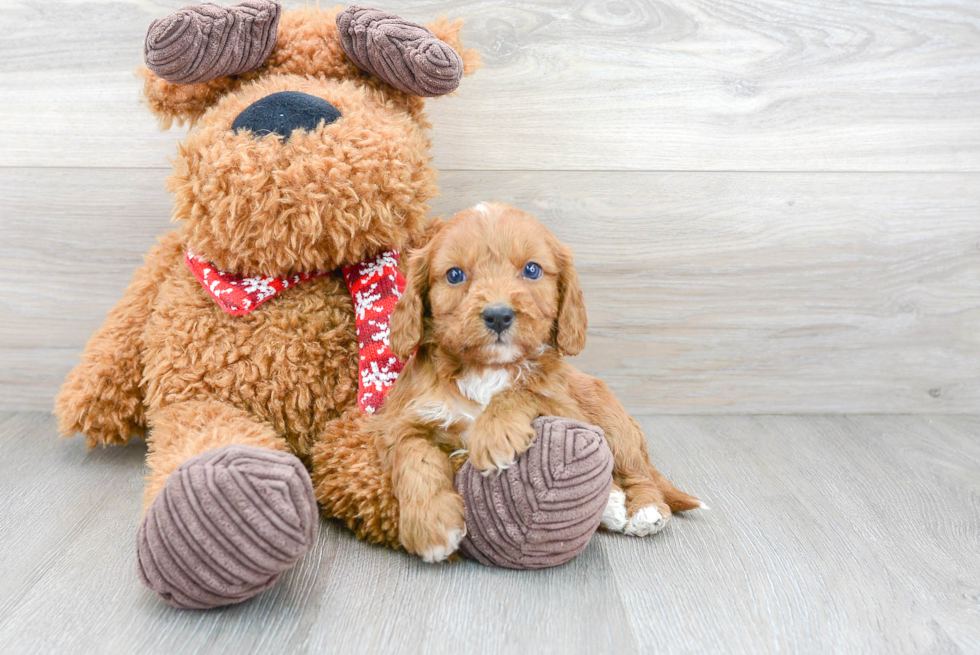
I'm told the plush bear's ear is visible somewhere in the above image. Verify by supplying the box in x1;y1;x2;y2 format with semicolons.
424;16;482;80
139;0;281;127
336;6;480;98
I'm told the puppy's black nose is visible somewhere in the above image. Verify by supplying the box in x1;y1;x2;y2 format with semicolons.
482;304;515;335
232;91;341;139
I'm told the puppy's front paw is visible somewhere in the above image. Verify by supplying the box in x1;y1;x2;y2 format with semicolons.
466;420;536;474
419;527;466;564
399;491;467;563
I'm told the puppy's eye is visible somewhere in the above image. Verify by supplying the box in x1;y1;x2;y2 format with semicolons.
446;267;467;285
522;262;543;280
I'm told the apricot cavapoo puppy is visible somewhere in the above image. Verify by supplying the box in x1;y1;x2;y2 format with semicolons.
372;202;702;562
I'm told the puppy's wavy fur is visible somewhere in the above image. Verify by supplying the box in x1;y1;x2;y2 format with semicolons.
373;202;701;561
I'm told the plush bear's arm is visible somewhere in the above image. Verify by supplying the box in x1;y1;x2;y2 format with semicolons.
310;407;401;547
55;233;180;448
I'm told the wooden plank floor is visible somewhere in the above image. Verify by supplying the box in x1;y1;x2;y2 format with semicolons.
1;413;978;654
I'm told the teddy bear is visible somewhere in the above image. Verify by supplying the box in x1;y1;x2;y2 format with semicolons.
55;2;616;610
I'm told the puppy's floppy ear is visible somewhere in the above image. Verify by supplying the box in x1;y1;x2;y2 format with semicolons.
553;243;588;356
391;241;434;360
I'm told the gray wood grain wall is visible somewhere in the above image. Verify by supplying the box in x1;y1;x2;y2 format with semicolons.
1;0;978;413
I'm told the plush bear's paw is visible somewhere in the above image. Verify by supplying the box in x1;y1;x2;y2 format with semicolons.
137;444;318;610
456;416;613;569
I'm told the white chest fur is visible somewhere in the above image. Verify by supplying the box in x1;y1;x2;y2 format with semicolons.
412;369;512;437
456;368;512;407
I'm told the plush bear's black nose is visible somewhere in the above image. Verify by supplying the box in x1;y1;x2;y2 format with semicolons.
231;91;341;139
482;304;515;335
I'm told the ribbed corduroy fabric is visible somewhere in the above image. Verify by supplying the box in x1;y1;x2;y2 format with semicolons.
144;0;281;85
336;5;464;96
136;444;318;609
455;416;613;569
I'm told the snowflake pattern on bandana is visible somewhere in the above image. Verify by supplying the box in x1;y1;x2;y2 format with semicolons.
185;249;407;413
185;251;331;316
341;250;407;414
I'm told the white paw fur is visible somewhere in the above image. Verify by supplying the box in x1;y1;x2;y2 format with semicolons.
601;489;628;532
419;527;466;564
624;505;670;537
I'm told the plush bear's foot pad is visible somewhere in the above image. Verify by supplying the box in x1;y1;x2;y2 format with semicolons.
336;5;464;97
144;0;281;85
455;416;614;570
137;444;318;609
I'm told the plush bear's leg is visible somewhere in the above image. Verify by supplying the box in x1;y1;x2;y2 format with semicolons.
455;417;612;569
138;399;318;609
310;411;612;569
310;407;400;547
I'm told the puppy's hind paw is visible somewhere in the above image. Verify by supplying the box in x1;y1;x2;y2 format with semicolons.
624;505;670;537
600;488;628;533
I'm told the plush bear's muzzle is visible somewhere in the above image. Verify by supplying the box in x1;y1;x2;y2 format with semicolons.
231;90;342;139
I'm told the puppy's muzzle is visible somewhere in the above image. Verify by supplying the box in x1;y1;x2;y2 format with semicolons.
482;304;515;335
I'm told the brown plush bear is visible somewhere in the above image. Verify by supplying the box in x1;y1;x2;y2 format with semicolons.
55;3;616;610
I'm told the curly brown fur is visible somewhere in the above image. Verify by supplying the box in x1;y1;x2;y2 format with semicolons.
58;225;361;503
57;6;479;530
138;244;360;455
55;232;181;447
309;406;399;546
138;70;244;129
371;203;701;560
170;74;436;278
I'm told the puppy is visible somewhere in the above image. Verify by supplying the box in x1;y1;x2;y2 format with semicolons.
373;202;702;562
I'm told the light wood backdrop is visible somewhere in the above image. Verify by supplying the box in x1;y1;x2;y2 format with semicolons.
1;0;978;413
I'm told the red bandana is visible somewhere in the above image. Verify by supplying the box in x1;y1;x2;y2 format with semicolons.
341;251;407;414
185;251;330;315
186;250;406;413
